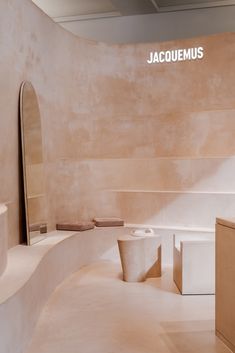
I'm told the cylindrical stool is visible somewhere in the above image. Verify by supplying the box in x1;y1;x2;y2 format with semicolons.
117;233;161;282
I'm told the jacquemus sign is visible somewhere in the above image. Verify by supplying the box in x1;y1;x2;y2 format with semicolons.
147;47;204;64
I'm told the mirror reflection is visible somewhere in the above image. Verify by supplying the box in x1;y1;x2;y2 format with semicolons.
20;81;47;245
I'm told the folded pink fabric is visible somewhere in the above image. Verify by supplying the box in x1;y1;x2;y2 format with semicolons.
93;218;124;227
56;222;94;231
29;223;47;234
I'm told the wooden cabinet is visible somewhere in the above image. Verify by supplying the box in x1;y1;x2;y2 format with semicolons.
216;218;235;353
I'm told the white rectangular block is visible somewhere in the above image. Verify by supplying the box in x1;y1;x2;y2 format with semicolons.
173;234;215;295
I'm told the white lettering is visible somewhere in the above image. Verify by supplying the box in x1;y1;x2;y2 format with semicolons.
159;51;165;63
153;52;159;63
147;51;153;64
191;47;197;60
178;49;183;61
165;51;171;62
147;46;204;64
197;46;204;59
171;50;177;62
183;48;191;60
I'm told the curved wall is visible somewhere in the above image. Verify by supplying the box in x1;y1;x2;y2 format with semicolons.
0;0;235;248
0;0;113;246
53;33;235;231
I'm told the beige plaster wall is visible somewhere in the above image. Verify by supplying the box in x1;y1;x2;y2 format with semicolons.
0;0;101;246
54;33;235;229
1;0;235;247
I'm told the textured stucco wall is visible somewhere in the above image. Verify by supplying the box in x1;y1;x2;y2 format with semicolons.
54;33;235;229
0;0;235;248
0;0;108;246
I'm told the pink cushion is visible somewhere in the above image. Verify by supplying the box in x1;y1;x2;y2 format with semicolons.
56;222;94;231
29;223;47;234
93;218;124;227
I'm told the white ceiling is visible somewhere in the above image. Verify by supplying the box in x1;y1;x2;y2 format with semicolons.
33;0;117;18
32;0;235;22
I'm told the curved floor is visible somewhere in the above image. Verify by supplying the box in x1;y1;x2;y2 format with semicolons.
25;262;230;353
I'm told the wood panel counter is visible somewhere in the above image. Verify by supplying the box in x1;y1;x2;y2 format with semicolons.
216;217;235;352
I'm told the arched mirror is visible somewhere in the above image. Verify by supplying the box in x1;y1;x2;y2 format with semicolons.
20;81;47;245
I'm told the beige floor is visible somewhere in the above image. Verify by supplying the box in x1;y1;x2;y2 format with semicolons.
25;261;231;353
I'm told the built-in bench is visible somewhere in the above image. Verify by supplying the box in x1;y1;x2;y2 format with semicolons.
0;226;130;353
0;224;216;353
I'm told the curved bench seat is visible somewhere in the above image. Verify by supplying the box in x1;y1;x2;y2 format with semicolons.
0;227;130;353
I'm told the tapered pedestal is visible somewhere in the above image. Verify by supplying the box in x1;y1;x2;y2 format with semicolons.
117;234;161;282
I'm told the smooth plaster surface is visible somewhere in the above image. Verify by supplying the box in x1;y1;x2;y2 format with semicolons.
0;227;132;353
1;0;235;247
0;225;216;353
25;261;231;353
